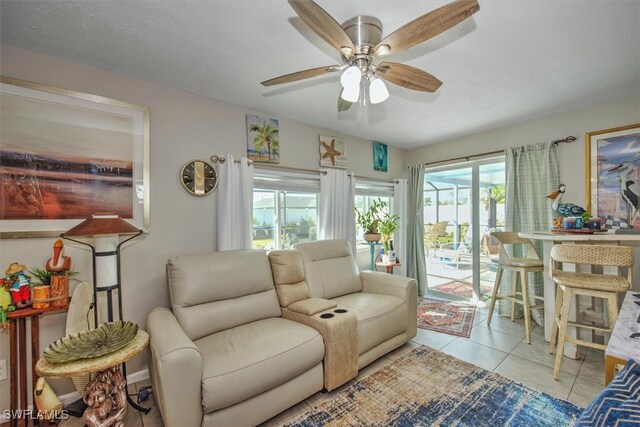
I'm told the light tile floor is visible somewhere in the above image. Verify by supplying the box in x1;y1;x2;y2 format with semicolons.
58;304;606;427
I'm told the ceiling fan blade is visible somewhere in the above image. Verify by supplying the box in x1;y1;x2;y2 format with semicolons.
261;65;341;86
288;0;356;56
374;0;480;57
338;89;353;112
377;62;442;92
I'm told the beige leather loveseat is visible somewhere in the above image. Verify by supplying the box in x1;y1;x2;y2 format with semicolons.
146;250;325;427
269;239;417;390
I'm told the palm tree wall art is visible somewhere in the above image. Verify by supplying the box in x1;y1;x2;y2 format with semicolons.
246;114;280;164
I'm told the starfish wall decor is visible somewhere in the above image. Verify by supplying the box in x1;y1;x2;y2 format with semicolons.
319;135;347;169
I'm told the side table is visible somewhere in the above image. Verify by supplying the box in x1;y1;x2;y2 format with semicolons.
375;261;401;274
35;330;149;427
6;303;69;427
604;291;640;384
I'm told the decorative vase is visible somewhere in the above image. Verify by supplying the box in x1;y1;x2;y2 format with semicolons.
382;254;389;263
363;233;381;242
32;285;51;309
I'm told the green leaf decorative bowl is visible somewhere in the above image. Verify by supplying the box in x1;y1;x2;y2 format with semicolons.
44;320;138;364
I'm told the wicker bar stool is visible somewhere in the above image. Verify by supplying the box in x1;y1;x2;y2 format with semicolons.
487;232;545;344
548;244;633;380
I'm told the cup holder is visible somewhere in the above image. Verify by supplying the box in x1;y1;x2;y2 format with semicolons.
320;313;334;319
334;309;348;314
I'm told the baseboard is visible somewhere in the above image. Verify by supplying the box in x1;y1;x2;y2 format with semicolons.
127;368;150;385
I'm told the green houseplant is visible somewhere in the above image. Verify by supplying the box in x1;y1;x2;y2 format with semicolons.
355;198;386;242
379;212;399;254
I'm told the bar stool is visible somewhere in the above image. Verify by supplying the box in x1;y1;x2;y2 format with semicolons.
548;244;633;380
487;232;545;344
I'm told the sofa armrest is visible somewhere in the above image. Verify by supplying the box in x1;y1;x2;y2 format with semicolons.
147;307;203;427
361;271;417;340
361;271;416;300
288;298;337;316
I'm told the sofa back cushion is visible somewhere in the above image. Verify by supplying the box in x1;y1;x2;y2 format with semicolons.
268;250;311;307
166;250;281;341
294;240;362;299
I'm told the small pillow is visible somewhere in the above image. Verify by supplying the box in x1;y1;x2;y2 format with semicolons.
288;298;337;316
576;359;640;426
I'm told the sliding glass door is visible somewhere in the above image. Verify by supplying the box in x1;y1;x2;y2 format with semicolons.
423;158;505;302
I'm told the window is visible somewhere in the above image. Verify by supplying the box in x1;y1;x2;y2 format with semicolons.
252;170;319;250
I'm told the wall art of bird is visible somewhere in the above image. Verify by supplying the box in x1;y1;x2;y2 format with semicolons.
608;161;640;225
546;184;587;217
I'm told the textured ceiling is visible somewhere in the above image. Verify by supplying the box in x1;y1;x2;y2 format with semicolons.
1;1;639;149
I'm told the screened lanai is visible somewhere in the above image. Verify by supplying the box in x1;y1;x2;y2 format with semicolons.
423;160;506;302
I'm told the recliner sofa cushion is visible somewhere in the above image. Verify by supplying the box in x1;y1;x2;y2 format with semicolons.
195;317;324;413
167;250;281;340
295;240;362;299
268;250;311;307
332;293;407;355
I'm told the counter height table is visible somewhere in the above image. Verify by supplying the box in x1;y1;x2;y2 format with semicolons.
518;230;640;359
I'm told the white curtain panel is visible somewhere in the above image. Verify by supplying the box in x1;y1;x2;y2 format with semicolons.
319;168;356;253
393;179;408;276
217;155;254;250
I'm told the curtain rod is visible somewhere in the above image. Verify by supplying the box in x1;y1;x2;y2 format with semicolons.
417;136;576;168
210;155;329;175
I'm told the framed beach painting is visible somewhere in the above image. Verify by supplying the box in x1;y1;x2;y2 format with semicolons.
247;114;280;164
319;135;347;169
0;76;150;238
586;123;640;229
373;141;388;172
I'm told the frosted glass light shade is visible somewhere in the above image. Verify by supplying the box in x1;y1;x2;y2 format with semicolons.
340;66;361;89
369;78;389;104
341;84;360;102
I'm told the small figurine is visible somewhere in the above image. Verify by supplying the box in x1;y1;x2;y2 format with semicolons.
5;262;32;309
546;184;587;217
46;239;72;273
46;239;72;307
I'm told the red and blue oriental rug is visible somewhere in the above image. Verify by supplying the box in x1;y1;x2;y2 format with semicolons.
417;297;476;338
285;346;582;426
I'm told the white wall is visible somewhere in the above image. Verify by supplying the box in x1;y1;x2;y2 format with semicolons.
406;95;640;210
0;45;406;401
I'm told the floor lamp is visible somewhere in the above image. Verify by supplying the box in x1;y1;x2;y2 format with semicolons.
61;215;149;414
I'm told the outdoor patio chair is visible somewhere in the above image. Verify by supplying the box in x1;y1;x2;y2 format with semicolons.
436;226;472;269
424;221;449;257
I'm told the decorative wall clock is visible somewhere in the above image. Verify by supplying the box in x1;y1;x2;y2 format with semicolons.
180;160;218;196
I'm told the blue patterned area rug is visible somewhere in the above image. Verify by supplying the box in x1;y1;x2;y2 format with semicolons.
285;346;582;427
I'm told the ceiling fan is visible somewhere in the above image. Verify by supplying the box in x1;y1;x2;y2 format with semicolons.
261;0;480;111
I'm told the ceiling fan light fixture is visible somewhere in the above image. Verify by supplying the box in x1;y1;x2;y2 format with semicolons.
340;65;362;89
369;77;389;104
341;83;360;103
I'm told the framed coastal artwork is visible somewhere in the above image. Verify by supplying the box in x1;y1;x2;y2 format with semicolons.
319;135;347;168
246;114;280;164
373;141;388;172
586;123;640;229
0;76;150;238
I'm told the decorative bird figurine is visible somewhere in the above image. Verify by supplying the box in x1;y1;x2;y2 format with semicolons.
546;184;587;217
608;161;640;225
46;239;72;273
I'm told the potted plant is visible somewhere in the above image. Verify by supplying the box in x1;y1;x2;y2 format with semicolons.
379;212;399;260
355;198;386;242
